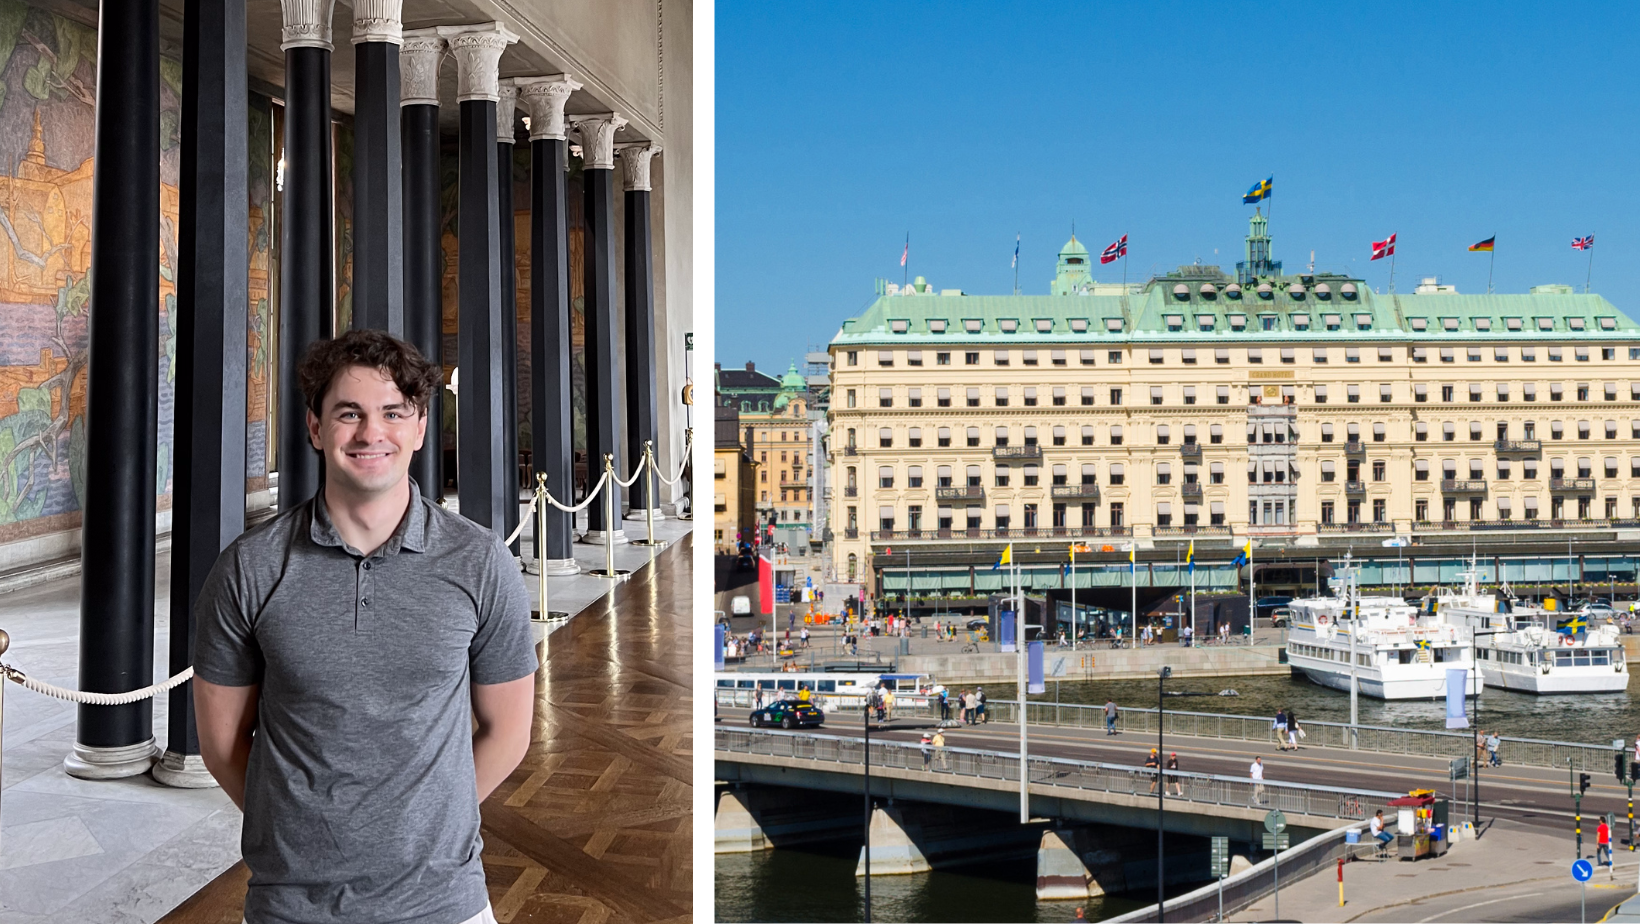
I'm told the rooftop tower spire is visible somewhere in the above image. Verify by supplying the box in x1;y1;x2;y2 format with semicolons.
1237;208;1282;284
1052;234;1092;296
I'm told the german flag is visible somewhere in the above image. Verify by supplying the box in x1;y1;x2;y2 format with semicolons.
1468;236;1495;252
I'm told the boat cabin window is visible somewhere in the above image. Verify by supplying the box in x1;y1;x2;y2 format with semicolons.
718;679;735;688
737;680;755;688
1398;650;1414;664
777;679;797;690
818;680;837;692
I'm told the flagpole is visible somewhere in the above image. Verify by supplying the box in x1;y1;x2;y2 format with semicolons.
1586;244;1595;294
903;232;909;288
1488;247;1495;296
1130;543;1137;651
1248;539;1255;639
1070;543;1077;651
1389;248;1397;294
1017;555;1027;823
1190;548;1196;648
1014;233;1021;296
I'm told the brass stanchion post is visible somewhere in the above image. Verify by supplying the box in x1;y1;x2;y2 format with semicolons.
676;427;692;521
634;440;666;548
589;454;630;579
533;474;569;622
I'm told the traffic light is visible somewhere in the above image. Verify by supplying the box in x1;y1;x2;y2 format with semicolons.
1581;772;1593;795
1619;752;1628;785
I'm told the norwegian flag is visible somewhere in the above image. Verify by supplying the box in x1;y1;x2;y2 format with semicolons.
1370;233;1396;261
1100;234;1128;265
1573;235;1594;251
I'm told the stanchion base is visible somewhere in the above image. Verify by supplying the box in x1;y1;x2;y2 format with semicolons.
152;750;220;789
587;569;631;580
624;508;667;522
580;529;629;546
632;539;667;548
531;610;572;622
64;738;159;780
674;513;692;521
525;557;582;576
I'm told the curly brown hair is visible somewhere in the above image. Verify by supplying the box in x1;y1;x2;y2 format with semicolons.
296;329;443;417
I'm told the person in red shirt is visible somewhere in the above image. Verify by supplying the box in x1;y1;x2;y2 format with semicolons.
1598;819;1612;867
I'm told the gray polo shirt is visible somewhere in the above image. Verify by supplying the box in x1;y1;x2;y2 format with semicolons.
194;481;538;924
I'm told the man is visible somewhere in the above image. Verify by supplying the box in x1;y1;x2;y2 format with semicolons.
1486;730;1501;767
1598;818;1613;867
932;729;947;769
800;625;810;648
920;732;934;770
1369;810;1393;849
1104;698;1118;735
1167;752;1183;796
964;689;978;726
1250;756;1266;805
194;330;537;924
976;686;988;724
1145;748;1161;793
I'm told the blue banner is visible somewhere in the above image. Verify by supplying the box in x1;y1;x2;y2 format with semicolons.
1028;641;1045;694
715;624;726;671
1000;611;1016;652
1445;668;1470;729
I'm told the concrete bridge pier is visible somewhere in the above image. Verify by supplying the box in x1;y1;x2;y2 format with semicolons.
714;790;768;853
854;802;1044;877
1035;824;1222;899
1036;828;1095;899
714;786;861;854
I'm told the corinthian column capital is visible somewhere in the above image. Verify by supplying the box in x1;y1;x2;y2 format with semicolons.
281;0;337;51
350;0;403;44
399;29;445;106
495;82;519;143
515;75;582;142
617;144;661;191
436;23;517;103
570;114;627;170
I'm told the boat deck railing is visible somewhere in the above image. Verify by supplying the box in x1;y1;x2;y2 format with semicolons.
716;727;1402;823
986;701;1617;773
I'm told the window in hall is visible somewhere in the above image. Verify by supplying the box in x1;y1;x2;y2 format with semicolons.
995;464;1010;487
1023;504;1039;528
937;352;950;365
907;505;922;530
847;350;858;366
1444;498;1457;521
1373;460;1386;481
965;351;979;365
1416;499;1429;521
1321;501;1335;524
1111;388;1123;405
1373;499;1387;522
1109;351;1124;364
1157;504;1172;527
1612;498;1622;519
1053;502;1067;527
1347;500;1361;523
1110;503;1124;528
1470;498;1483;520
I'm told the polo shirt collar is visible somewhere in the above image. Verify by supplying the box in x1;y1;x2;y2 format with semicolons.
309;477;428;556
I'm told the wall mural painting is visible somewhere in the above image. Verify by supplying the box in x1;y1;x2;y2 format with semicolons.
0;0;276;544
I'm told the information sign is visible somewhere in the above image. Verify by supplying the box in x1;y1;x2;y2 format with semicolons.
1264;810;1288;835
1261;832;1290;850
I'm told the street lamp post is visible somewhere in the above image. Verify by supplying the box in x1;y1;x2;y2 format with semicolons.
862;689;872;921
1158;665;1172;921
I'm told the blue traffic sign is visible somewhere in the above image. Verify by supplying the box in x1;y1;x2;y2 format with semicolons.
1572;859;1594;882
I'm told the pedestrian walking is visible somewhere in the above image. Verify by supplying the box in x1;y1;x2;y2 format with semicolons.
1167;752;1183;796
920;732;933;770
934;619;943;642
1104;698;1119;735
755;681;766;709
976;687;988;723
1250;756;1266;805
964;690;978;726
884;688;896;720
1599;818;1613;867
1486;731;1501;767
1145;748;1161;793
933;729;947;769
800;626;810;648
936;684;950;722
1274;708;1289;750
1287;708;1300;751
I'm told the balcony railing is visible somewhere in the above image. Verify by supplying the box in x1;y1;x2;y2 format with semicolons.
1441;479;1487;492
1345;440;1365;453
1152;525;1232;537
993;444;1043;460
843;446;858;456
935;485;986;501
1317;522;1390;533
1344;480;1367;492
1050;484;1101;501
844;527;859;539
1551;478;1597;491
1180;443;1202;458
1181;482;1203;497
867;527;1132;542
1494;439;1543;453
843;486;857;497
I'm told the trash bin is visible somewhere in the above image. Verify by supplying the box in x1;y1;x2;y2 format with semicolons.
922;625;928;639
899;637;911;656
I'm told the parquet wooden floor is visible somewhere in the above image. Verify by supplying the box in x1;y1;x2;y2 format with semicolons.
158;534;694;924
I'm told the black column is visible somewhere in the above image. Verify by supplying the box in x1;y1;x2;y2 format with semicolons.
157;0;249;787
623;173;659;516
582;163;621;537
351;39;403;333
531;134;575;565
403;101;442;500
278;44;333;511
496;118;519;553
69;0;160;778
457;97;508;531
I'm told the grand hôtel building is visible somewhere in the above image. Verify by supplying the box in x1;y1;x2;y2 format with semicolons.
826;215;1640;611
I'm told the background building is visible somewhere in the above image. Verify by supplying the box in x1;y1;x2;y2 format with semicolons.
828;216;1640;610
714;399;756;552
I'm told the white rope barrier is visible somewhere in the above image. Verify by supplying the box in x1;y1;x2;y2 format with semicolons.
654;431;694;486
613;451;647;489
542;470;610;514
504;493;540;547
1;662;194;706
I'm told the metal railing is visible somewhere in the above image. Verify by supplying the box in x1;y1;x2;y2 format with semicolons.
715;727;1401;823
1552;478;1597;491
1495;439;1543;452
993;445;1043;460
982;701;1618;773
934;485;985;501
1050;484;1100;501
1441;479;1488;492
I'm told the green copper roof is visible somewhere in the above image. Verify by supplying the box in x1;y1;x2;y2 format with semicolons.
780;362;807;389
1060;235;1089;256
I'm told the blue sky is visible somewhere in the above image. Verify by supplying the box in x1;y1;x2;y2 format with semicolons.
716;2;1640;374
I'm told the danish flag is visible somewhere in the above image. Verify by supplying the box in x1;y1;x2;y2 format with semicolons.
1100;235;1128;265
1370;233;1396;261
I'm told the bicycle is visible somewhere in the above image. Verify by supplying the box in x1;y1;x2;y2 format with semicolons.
960;641;981;653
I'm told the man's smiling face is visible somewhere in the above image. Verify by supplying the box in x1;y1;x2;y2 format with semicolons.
307;364;427;500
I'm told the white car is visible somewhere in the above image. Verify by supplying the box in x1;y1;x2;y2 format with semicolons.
730;595;752;616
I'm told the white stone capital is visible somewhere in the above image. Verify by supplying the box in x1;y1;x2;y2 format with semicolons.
570;114;627;170
495;83;519;143
617;143;661;191
281;0;337;51
437;23;518;103
350;0;403;44
399;30;445;106
514;74;582;141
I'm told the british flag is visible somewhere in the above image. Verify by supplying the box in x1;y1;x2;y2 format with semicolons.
1370;233;1396;261
1100;235;1127;265
1573;235;1594;251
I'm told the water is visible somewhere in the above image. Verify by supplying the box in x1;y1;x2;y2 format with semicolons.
1042;670;1637;742
714;842;1190;923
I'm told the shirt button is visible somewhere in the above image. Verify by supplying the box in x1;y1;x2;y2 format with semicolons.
362;599;370;606
363;562;371;570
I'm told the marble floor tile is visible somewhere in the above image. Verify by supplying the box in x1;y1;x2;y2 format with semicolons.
0;814;103;870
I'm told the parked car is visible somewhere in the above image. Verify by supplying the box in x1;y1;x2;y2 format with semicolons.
966;617;990;631
1270;606;1293;628
734;553;755;571
731;595;752;616
1578;602;1618;618
750;699;824;729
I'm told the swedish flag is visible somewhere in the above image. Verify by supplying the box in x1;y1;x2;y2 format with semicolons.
1415;638;1431;650
1129;542;1136;574
992;543;1013;571
1556;613;1588;635
1231;540;1251;569
1243;176;1272;204
1186;539;1195;576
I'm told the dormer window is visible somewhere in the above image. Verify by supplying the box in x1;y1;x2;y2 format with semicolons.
1069;318;1089;333
1568;317;1587;331
1165;314;1183;332
1537;317;1554;331
1290;314;1310;330
998;318;1019;333
1323;314;1341;331
1034;318;1053;333
1065;256;1084;264
1105;318;1124;332
1505;317;1522;331
1409;317;1428;331
1442;317;1460;331
1228;314;1246;330
889;319;909;333
1197;315;1215;331
964;318;983;332
1472;317;1491;331
1355;314;1373;330
928;318;947;333
1599;317;1617;330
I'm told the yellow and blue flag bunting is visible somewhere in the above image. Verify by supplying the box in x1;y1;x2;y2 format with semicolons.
1556;613;1588;635
1186;540;1195;575
1231;540;1251;568
1243;176;1272;204
992;543;1012;571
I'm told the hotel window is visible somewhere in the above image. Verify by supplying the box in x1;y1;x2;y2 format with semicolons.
1551;383;1564;401
878;506;894;531
1081;463;1097;485
846;351;859;366
1281;347;1295;364
1607;456;1620;478
907;350;924;366
1356;314;1373;330
1321;501;1335;524
1607;383;1619;401
1109;503;1124;527
1157;424;1171;445
1182;348;1197;364
1380;384;1393;403
1080;349;1097;365
1024;464;1040;486
1347;422;1361;444
1156;502;1172;527
1579;457;1593;478
1523;383;1536;401
1321;422;1334;442
1230;314;1247;330
1106;318;1125;332
1210;461;1225;484
999;319;1019;333
1024;427;1039;446
1416;421;1429;441
1151;386;1165;406
1409;317;1428;331
1217;385;1230;404
1313;347;1328;363
1315;384;1328;404
1081;386;1095;406
1497;459;1510;480
1579;420;1591;439
1110;388;1123;405
967;387;980;407
994;426;1009;447
1109;350;1124;364
1443;421;1456;441
1292;314;1310;330
966;426;980;447
1321;459;1336;482
994;505;1010;530
1111;425;1124;445
1165;315;1184;332
1022;387;1037;406
879;387;893;408
1551;420;1564;440
994;350;1009;366
879;428;893;448
966;464;982;487
1210;423;1224;444
879;466;894;488
878;350;894;366
846;389;856;408
1412;347;1428;363
1109;463;1125;486
1051;349;1067;366
908;427;922;447
1469;385;1482;402
1347;384;1360;403
937;387;951;407
905;465;925;488
1374;499;1387;522
965;351;979;365
1379;347;1394;362
1494;347;1509;362
1081;425;1095;446
1345;347;1360;363
1248;348;1263;364
1216;348;1230;364
929;319;947;333
1070;318;1089;333
1470;421;1483;441
1549;347;1563;362
1198;315;1215;331
1052;386;1066;406
1184;386;1196;405
1325;314;1342;331
1414;383;1428;403
1497;383;1509;402
1634;420;1640;439
1607;420;1620;439
1261;315;1277;331
1023;350;1039;365
1374;422;1387;442
1440;348;1455;363
1524;460;1538;479
1468;349;1483;362
1052;425;1066;446
1577;348;1591;362
904;388;922;408
1443;317;1461;331
994;464;1010;487
1414;459;1429;481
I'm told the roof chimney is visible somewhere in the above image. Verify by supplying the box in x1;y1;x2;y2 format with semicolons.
745;361;755;372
